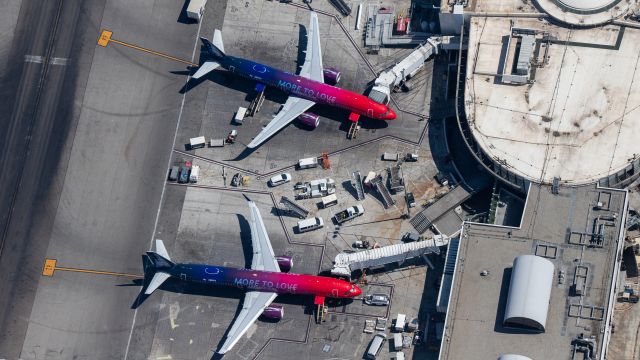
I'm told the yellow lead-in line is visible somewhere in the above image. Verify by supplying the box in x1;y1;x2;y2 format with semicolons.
54;266;142;278
108;39;198;67
97;29;198;67
42;258;142;278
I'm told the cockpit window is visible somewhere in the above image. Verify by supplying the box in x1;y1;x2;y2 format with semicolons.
379;109;390;118
348;284;356;293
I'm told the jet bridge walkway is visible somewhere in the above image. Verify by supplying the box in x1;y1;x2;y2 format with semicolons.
410;185;472;234
331;235;449;277
280;196;310;219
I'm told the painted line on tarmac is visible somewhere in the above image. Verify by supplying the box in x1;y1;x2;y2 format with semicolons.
98;29;198;67
41;258;141;278
122;17;204;360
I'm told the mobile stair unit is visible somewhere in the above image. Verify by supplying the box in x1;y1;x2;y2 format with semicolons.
280;196;310;219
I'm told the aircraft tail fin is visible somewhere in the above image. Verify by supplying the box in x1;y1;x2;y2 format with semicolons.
143;240;175;295
200;31;225;59
193;31;225;79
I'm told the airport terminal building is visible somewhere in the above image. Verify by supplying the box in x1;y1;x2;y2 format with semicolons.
437;1;637;359
452;0;640;192
439;184;628;359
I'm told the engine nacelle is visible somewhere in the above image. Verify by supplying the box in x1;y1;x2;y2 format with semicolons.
262;304;284;320
297;112;320;129
275;255;293;272
323;67;341;85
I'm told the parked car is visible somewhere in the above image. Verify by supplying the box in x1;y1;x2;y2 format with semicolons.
178;167;190;183
168;166;179;181
364;293;390;306
269;173;292;187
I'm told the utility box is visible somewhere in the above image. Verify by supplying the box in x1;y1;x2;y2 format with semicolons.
186;0;207;22
382;152;399;161
209;138;225;147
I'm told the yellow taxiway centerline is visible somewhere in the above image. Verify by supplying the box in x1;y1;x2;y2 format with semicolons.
97;29;198;67
42;258;142;278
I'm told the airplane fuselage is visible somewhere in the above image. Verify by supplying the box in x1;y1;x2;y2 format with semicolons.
218;55;395;120
168;263;360;298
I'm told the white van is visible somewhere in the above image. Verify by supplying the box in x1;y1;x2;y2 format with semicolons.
298;157;319;169
320;194;338;208
365;332;386;359
269;173;292;187
297;217;324;233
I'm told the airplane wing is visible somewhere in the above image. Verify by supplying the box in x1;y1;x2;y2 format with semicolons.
247;200;281;272
298;12;324;82
217;291;278;354
246;96;315;148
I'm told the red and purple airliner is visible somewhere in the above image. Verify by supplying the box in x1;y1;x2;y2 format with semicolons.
192;12;396;148
142;198;361;354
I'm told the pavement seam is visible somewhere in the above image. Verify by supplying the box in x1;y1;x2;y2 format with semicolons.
122;17;204;360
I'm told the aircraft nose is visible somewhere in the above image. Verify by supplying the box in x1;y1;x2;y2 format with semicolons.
353;285;362;297
386;108;397;120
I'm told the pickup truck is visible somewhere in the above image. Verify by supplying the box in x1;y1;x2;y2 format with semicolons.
334;204;365;224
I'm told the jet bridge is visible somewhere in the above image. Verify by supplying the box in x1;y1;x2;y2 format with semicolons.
368;36;462;105
331;235;449;277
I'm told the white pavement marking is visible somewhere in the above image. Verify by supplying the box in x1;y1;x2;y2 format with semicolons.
50;57;68;65
24;55;43;63
122;18;203;360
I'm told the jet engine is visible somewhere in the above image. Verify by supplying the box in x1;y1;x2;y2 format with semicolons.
262;304;284;320
297;112;320;129
323;67;341;85
275;255;293;272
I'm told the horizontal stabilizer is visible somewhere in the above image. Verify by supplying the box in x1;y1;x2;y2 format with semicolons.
145;272;171;295
193;61;220;79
